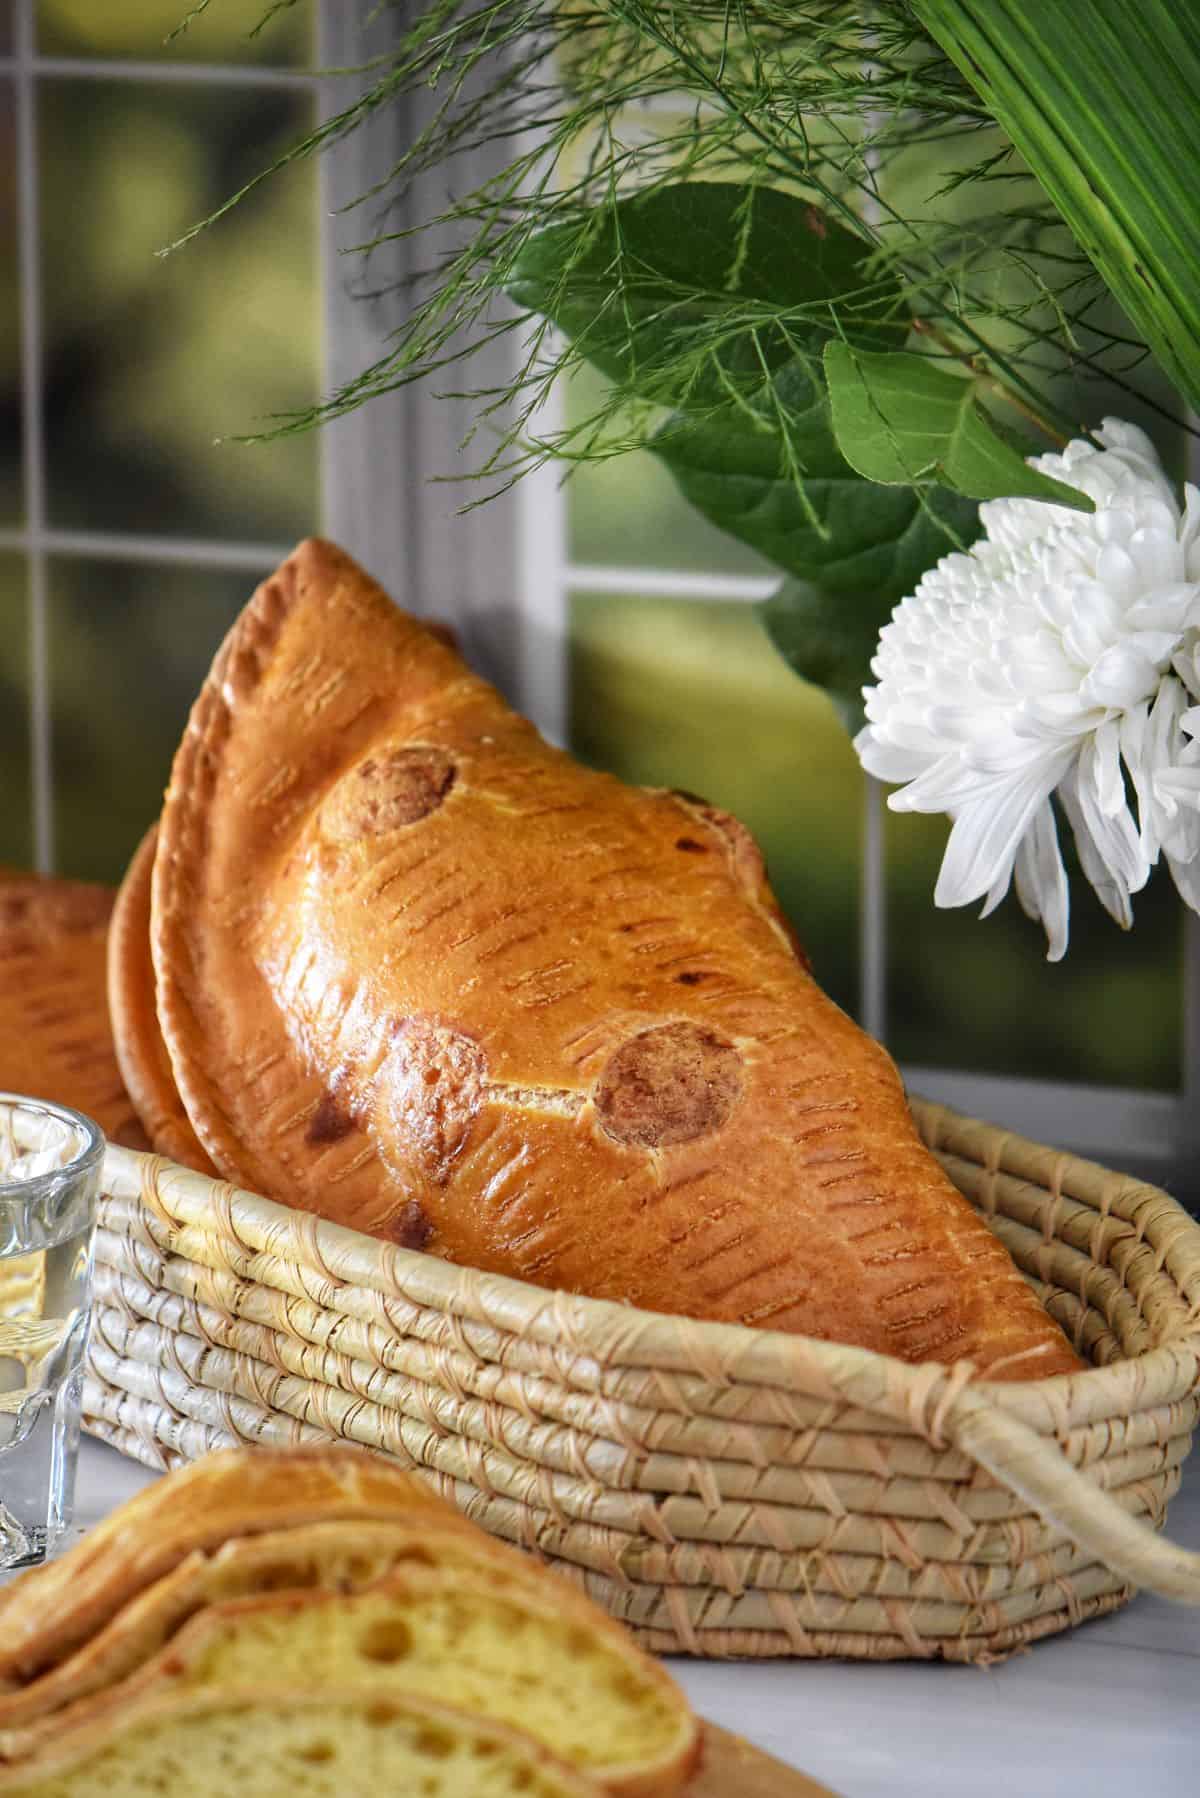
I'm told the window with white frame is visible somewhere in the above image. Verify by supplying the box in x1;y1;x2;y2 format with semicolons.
4;1;1197;1200
1;0;322;874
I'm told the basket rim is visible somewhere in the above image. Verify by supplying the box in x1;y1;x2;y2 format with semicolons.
100;1098;1200;1440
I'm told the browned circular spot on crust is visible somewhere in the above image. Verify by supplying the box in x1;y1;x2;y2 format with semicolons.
322;745;456;842
306;1092;358;1147
387;1199;434;1251
376;1017;488;1184
595;1022;743;1149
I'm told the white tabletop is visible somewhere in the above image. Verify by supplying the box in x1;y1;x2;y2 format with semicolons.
25;1438;1200;1797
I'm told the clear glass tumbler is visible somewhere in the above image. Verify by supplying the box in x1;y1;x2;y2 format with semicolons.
0;1094;103;1568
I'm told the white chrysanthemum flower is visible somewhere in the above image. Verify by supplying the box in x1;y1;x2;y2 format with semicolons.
855;418;1200;960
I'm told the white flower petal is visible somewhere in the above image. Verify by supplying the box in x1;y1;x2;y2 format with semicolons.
1156;765;1200;807
853;727;931;786
1126;582;1198;632
1167;843;1200;912
1058;768;1134;930
1075;736;1150;893
934;771;1056;910
1080;642;1165;709
1013;801;1070;961
1181;486;1200;579
1119;697;1164;861
1091;717;1125;816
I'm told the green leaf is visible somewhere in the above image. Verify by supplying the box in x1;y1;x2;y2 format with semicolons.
760;579;892;734
508;182;908;405
512;179;984;725
823;342;1093;511
652;359;980;596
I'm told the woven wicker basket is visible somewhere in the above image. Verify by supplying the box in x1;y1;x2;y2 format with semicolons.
81;1098;1200;1663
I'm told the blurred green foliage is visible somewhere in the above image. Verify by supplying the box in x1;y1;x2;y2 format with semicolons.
48;558;253;878
0;4;318;877
885;811;1182;1088
39;76;318;540
37;0;310;63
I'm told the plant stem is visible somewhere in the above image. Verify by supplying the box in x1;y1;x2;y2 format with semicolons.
911;317;1070;447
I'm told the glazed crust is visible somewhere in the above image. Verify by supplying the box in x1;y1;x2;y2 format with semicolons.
0;870;145;1147
106;825;215;1174
150;539;1082;1379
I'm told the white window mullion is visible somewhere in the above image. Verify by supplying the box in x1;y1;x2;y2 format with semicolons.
316;6;415;602
0;56;313;89
316;3;527;706
516;380;569;745
0;528;294;572
568;566;773;603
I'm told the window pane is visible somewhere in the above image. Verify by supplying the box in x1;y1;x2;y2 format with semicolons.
48;557;256;883
0;78;19;526
566;369;773;578
570;593;862;1016
0;554;30;867
886;812;1184;1091
37;0;312;64
41;78;318;542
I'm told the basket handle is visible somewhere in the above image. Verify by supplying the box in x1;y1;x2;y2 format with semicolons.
943;1387;1200;1602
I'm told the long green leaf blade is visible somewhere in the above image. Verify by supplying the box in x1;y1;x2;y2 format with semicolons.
911;0;1200;414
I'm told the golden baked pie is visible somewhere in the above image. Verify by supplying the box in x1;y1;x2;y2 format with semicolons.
119;540;1081;1378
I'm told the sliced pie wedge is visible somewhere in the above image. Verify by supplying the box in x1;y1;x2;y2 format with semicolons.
0;1568;697;1796
0;1446;452;1689
0;1687;605;1798
0;1446;698;1797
